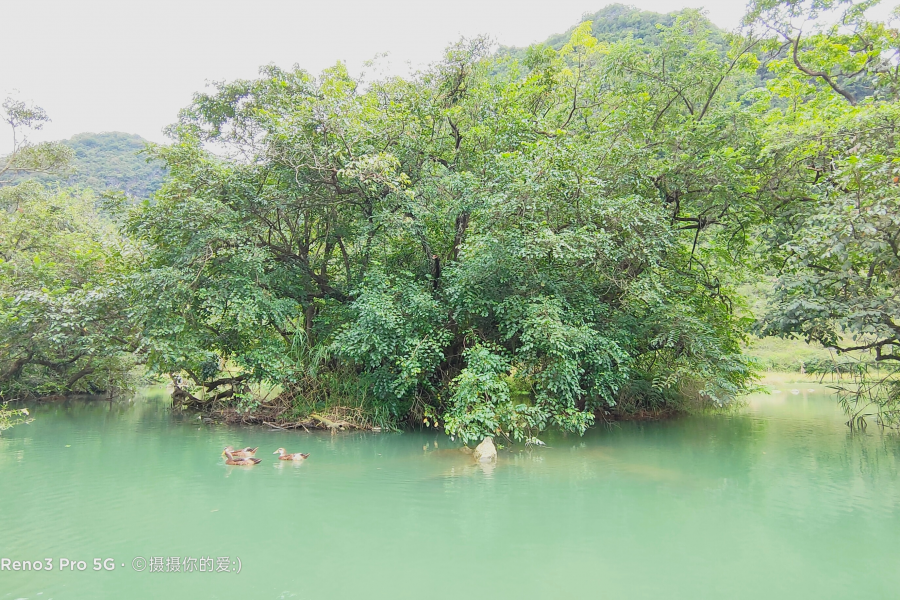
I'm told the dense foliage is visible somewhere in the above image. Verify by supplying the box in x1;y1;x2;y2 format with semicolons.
128;12;765;441
749;0;900;425
3;0;899;436
0;182;140;397
0;100;140;398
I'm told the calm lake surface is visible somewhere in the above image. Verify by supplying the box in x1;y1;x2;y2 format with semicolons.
2;386;899;599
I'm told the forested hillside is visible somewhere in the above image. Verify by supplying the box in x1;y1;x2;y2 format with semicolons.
21;132;165;197
498;3;726;61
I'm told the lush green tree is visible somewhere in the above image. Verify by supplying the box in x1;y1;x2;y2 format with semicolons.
0;99;140;398
746;0;900;425
0;182;140;397
0;97;73;184
129;14;763;441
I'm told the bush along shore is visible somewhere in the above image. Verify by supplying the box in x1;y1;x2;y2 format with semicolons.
170;369;700;434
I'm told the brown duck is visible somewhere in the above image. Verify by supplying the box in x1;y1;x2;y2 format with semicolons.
274;448;310;461
222;446;258;458
224;450;261;466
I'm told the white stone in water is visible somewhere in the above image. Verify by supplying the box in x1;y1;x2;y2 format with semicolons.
473;436;497;462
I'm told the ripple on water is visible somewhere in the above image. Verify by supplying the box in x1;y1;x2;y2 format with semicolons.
1;392;899;599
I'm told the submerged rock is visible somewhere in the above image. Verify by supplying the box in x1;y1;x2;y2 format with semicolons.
473;437;497;462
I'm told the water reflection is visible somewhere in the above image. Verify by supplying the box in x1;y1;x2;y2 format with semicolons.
1;385;899;600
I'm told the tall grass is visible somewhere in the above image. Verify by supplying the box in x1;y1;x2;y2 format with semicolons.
283;331;398;430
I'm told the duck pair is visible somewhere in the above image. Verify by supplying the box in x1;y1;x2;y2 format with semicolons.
222;446;309;466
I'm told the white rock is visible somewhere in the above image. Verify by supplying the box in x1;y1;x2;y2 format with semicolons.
473;436;497;462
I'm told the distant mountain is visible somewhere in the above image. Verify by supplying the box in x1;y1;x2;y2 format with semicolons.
22;132;166;198
499;4;727;60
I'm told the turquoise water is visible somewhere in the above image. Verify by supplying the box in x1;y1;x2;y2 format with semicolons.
2;387;899;599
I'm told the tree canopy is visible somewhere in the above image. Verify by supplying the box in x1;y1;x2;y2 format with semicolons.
748;0;900;424
0;101;140;398
127;11;765;441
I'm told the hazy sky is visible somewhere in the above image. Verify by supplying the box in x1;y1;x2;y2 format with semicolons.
1;1;753;152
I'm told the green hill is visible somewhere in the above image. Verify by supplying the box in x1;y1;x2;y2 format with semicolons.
498;4;727;60
23;132;166;198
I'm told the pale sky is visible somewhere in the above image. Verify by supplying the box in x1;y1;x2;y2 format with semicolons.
1;0;753;152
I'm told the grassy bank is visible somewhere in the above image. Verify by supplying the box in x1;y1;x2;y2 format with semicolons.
745;336;837;374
